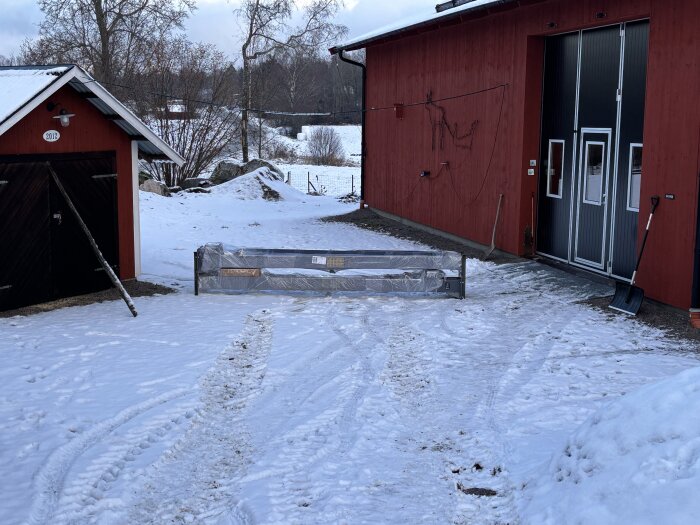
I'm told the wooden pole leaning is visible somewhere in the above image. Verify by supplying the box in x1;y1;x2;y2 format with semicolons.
46;162;138;317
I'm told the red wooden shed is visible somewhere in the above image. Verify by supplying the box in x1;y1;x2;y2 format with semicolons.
0;65;184;311
331;0;700;311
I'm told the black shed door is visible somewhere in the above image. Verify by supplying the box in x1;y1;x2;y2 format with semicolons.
0;153;119;311
0;163;53;309
49;155;119;298
537;21;649;280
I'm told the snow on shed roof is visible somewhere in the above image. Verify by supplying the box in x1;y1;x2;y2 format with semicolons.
0;64;184;165
330;0;514;54
0;66;69;124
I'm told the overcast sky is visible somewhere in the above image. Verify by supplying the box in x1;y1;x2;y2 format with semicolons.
0;0;437;60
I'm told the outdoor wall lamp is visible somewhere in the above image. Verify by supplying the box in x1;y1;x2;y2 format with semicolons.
46;102;76;127
53;109;76;127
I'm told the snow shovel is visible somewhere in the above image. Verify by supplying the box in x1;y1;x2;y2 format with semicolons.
609;195;660;315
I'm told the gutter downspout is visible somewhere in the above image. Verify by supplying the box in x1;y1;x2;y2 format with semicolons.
338;49;367;206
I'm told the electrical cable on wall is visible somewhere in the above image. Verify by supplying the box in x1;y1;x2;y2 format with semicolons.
424;90;479;151
467;83;507;205
84;75;509;206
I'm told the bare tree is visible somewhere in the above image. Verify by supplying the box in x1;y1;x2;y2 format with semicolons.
139;38;239;187
22;0;195;88
236;0;346;163
307;126;344;166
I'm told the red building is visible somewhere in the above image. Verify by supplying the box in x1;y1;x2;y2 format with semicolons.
0;65;184;311
331;0;700;310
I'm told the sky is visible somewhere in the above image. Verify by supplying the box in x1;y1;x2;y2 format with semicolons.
0;0;436;60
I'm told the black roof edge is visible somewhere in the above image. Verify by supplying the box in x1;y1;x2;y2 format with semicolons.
436;0;476;14
329;0;517;54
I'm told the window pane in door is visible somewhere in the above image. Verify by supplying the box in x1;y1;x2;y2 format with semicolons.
547;140;564;198
584;142;604;204
628;144;642;210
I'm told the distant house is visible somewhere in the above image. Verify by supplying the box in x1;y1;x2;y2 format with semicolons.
163;100;194;120
331;0;700;310
0;64;184;311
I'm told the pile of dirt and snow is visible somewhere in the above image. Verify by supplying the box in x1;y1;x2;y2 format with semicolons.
210;167;305;201
522;366;700;524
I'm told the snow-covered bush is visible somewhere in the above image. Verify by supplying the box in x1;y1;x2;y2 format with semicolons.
306;126;345;166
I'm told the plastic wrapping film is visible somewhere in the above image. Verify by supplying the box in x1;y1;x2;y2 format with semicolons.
195;244;465;298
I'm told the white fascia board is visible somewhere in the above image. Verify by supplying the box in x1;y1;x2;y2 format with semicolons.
73;69;186;166
131;140;142;277
0;67;78;137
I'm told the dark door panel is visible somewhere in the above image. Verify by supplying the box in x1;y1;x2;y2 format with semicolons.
537;31;579;261
49;155;118;297
611;21;649;278
0;163;53;310
0;152;119;312
574;130;612;268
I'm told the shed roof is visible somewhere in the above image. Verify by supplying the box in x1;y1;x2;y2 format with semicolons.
330;0;515;54
0;64;184;165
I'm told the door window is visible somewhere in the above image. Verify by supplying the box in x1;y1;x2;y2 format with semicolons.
583;141;605;205
627;144;642;211
547;140;565;198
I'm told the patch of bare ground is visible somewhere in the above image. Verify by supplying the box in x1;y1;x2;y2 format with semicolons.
584;295;700;344
322;208;517;264
0;280;175;318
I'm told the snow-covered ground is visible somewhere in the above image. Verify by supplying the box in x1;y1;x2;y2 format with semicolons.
2;179;700;525
275;125;361;163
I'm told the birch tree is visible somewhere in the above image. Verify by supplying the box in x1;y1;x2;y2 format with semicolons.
236;0;345;162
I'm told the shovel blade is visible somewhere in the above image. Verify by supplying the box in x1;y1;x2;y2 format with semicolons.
609;282;645;315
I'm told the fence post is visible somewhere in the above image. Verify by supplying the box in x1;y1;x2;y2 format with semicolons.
287;171;291;185
307;171;310;194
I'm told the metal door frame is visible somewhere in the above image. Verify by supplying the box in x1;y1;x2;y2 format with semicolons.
573;127;613;270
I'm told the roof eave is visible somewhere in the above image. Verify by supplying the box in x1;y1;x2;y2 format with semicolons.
330;0;519;55
72;69;186;166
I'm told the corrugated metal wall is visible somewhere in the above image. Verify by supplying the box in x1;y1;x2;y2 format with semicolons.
363;0;700;309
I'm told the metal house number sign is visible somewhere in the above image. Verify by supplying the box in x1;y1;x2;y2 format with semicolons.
43;130;60;142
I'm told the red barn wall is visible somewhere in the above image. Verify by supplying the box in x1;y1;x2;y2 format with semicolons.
0;86;136;279
363;0;700;309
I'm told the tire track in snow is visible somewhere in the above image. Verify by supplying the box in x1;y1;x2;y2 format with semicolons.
125;309;273;525
249;300;370;444
438;265;587;525
51;401;198;524
26;388;190;525
331;303;377;450
253;300;385;521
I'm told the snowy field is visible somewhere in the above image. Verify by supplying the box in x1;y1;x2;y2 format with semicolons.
275;125;362;163
1;173;700;524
